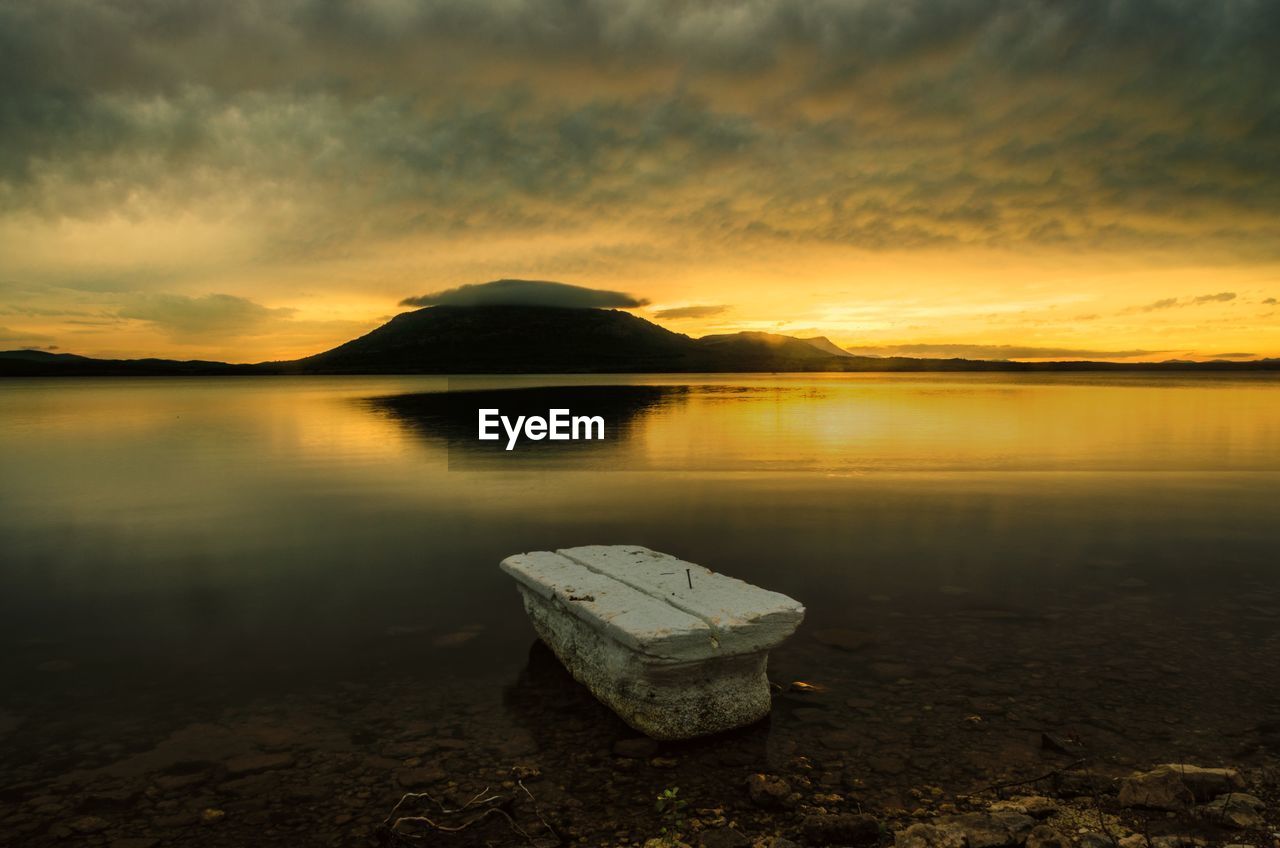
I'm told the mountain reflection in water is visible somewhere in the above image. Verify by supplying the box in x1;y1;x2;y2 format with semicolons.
365;383;688;467
1;374;1278;845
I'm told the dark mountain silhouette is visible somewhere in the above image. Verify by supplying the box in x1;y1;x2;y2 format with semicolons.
3;305;1278;375
287;305;706;373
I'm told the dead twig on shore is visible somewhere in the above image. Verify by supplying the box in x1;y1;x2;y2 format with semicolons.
977;751;1124;847
382;771;560;847
979;758;1087;796
515;774;561;844
383;785;520;844
1080;759;1121;848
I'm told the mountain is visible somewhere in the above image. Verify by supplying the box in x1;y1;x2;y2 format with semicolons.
286;305;710;373
799;336;854;357
3;305;1279;375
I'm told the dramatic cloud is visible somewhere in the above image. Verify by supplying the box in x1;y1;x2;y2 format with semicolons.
845;344;1163;361
1;1;1278;359
653;305;730;320
119;294;297;339
399;279;648;309
1;0;1277;256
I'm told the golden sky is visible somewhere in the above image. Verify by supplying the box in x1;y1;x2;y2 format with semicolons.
1;1;1277;362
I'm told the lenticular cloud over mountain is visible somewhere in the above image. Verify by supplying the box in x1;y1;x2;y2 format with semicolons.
399;279;649;310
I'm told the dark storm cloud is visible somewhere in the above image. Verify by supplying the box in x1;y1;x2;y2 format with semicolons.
1;0;1278;255
399;279;648;309
653;305;730;320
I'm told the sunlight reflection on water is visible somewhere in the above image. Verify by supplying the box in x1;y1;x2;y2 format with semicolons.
1;373;1278;800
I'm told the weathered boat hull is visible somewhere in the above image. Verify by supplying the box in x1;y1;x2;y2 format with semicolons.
500;545;804;740
516;583;774;739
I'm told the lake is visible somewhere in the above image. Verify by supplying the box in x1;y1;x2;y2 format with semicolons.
2;373;1279;843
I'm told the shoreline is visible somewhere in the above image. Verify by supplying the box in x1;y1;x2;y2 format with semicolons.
5;726;1276;847
3;660;1278;847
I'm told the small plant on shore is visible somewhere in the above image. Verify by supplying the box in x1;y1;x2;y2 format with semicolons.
655;786;687;845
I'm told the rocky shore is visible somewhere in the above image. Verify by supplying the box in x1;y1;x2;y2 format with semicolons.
2;689;1277;848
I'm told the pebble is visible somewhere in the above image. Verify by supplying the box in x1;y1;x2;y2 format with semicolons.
745;774;793;809
699;826;750;848
800;813;880;846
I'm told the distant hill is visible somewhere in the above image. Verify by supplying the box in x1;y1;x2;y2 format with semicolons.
799;336;855;357
0;350;91;363
696;331;848;368
3;305;1279;375
0;348;257;376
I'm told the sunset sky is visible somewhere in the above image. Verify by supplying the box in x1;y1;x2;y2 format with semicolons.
1;1;1278;362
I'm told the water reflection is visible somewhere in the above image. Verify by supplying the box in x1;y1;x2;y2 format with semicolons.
364;373;1280;471
367;383;689;467
1;375;1279;843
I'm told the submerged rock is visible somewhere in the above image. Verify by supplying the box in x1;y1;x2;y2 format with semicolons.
644;839;691;848
1118;764;1245;810
1051;769;1116;798
699;826;750;848
1195;792;1266;829
801;812;881;845
893;823;966;848
988;795;1057;818
1023;824;1071;848
898;812;1039;848
745;774;794;809
933;811;1036;847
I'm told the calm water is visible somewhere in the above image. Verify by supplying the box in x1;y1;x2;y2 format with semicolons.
2;374;1279;842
